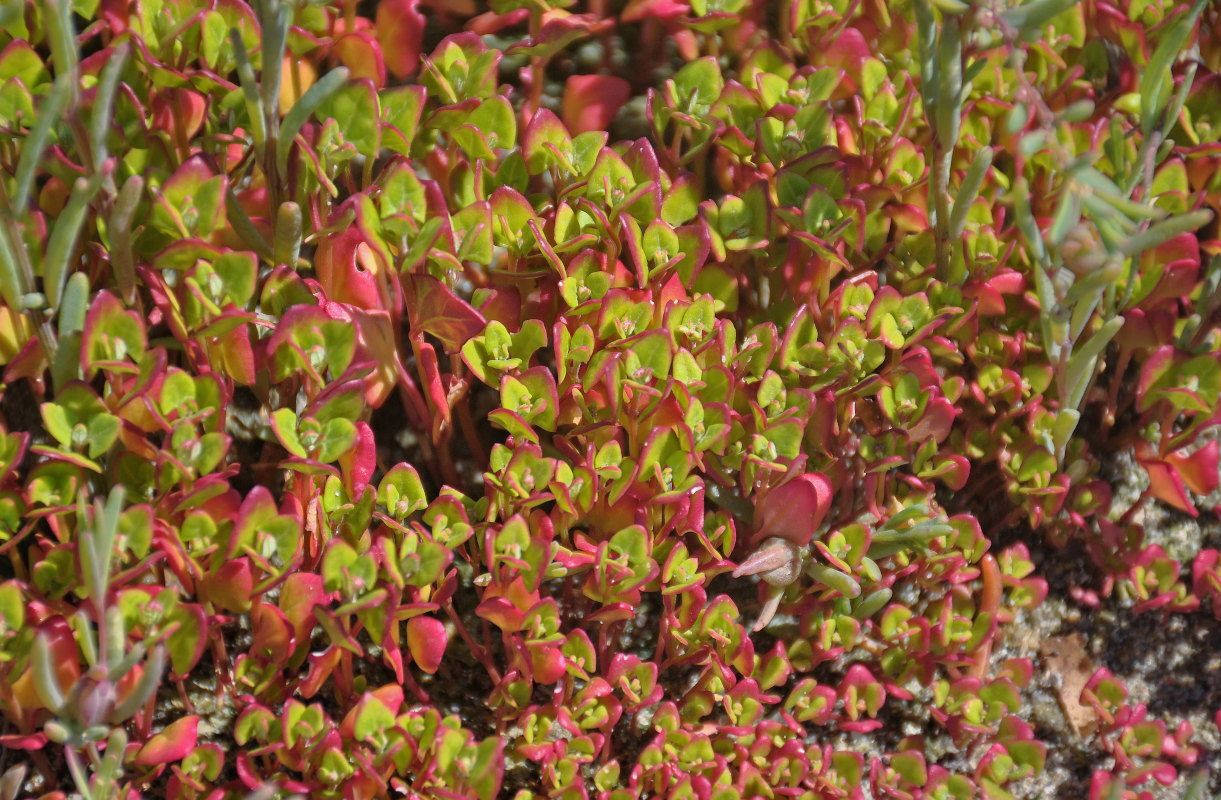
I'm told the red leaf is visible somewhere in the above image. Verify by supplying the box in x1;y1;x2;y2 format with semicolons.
752;473;833;546
406;615;447;674
375;0;424;79
251;602;295;664
332;31;386;87
340;421;377;496
135;716;199;766
403;273;486;353
1166;440;1220;496
475;597;525;632
531;646;567;684
151;88;207;145
205;319;256;385
316;228;386;310
200;557;253;613
562;75;630;134
279;573;329;644
1142;457;1197;517
0;732;47;749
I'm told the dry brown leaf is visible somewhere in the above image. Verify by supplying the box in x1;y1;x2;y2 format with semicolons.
1040;632;1099;739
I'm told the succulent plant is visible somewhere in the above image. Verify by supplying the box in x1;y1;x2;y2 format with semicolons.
0;0;1219;797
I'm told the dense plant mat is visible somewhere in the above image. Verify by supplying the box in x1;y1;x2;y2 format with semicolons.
1;0;1220;797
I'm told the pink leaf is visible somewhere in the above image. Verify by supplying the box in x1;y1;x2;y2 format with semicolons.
752;473;833;546
406;615;447;674
315;228;386;310
340;421;377;496
1166;440;1220;496
200;557;253;613
376;0;425;78
562;75;631;134
333;31;386;86
1141;457;1198;517
279;573;329;645
135;716;198;766
403;273;487;354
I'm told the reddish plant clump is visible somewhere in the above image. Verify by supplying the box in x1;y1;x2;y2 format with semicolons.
0;0;1219;798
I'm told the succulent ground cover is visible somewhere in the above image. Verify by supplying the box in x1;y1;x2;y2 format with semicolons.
1;0;1220;797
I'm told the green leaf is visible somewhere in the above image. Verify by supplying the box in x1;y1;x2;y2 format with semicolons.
317;79;381;160
671;57;723;116
88;42;128;166
316;418;356;463
381;85;425;156
1064;316;1123;411
453;96;516;159
1120;209;1213;257
1001;0;1082;33
230;29;265;154
949;146;992;239
13;73;71;216
277;66;349;176
934;15;962;151
273;202;302;270
1139;0;1206;139
41;0;79;84
271;408;306;457
31;631;66;713
258;0;290;115
379;463;427;518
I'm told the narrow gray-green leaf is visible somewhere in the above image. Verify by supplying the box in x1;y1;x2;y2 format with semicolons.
1062;267;1114;321
110;640;145;680
949;145;992;239
1048;185;1083;246
43;176;100;312
1080;195;1135;254
31;632;66;714
1001;0;1080;32
98;485;124;559
1181;769;1209;800
1067;285;1102;343
110;645;165;723
1006;102;1030;134
13;73;72;216
276;66;349;177
880;503;930;531
104;604;126;673
274;201;302;268
805;563;861;598
71;608;98;667
57;271;89;339
852;588;892;620
42;0;79;82
913;0;937;101
79;529;105;605
225;184;274;260
935;16;963;151
258;0;291;117
109;175;142;305
88;42;129;168
1139;0;1206;139
0;223;27;312
1120;208;1213;257
1074;165;1146;210
869;521;953;559
51;331;82;390
231;29;266;152
1065;315;1123;410
1049;408;1080;463
1161;61;1198;141
1058;98;1095;123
